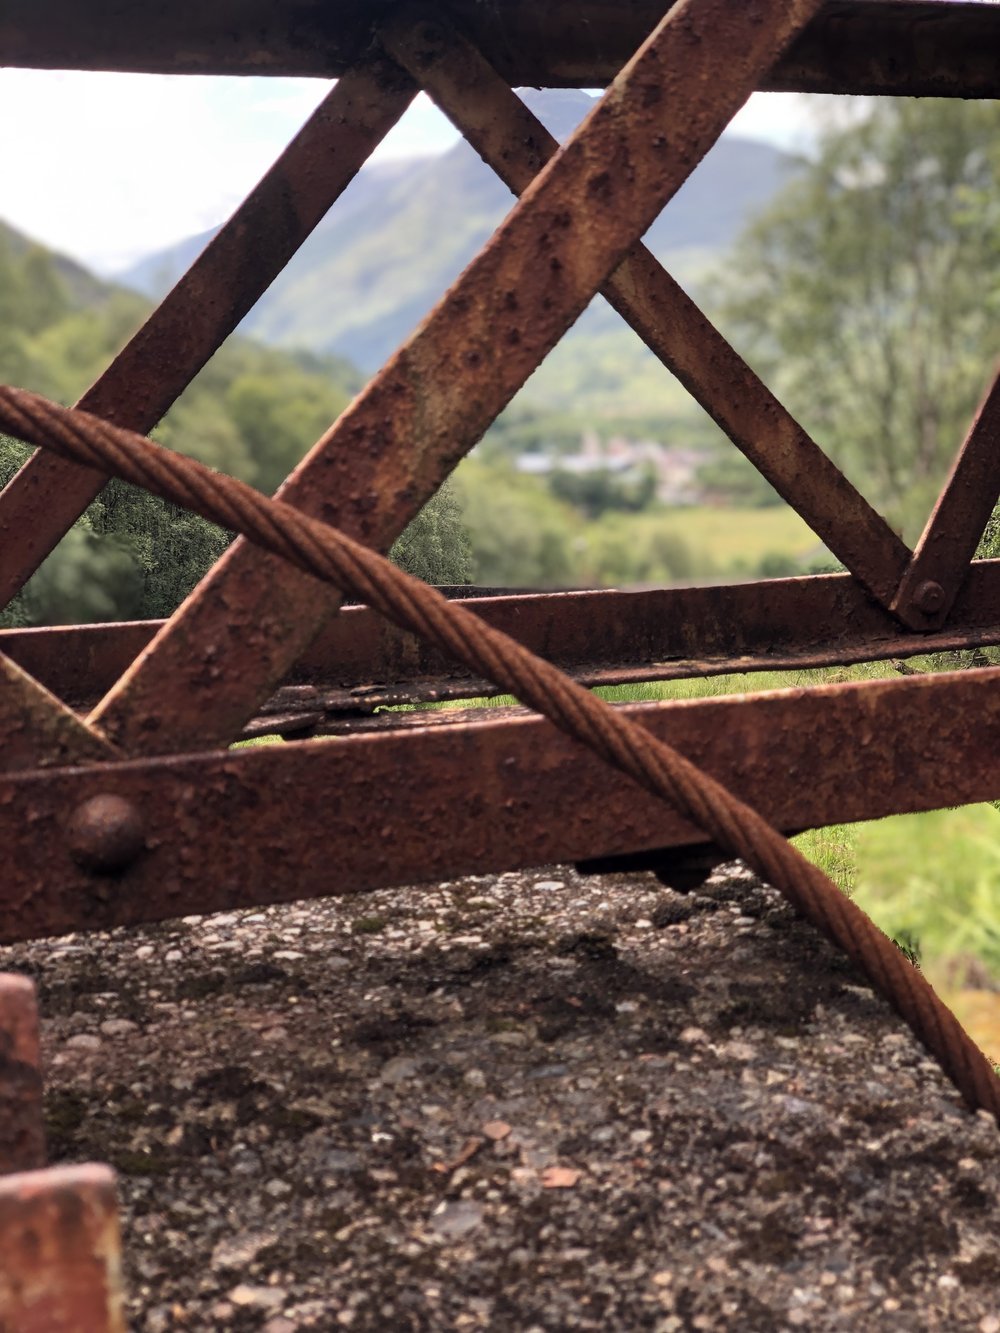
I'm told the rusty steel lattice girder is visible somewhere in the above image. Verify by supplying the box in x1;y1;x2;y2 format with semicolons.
3;0;1000;1310
0;2;996;950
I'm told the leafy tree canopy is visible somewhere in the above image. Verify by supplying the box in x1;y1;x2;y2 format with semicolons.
0;224;472;626
718;97;1000;543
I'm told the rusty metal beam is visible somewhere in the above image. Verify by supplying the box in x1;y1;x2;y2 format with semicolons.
2;565;998;714
0;976;45;1175
2;2;998;97
891;370;1000;632
89;0;821;756
385;11;911;608
0;1165;125;1332
0;60;415;609
1;666;997;944
0;653;118;772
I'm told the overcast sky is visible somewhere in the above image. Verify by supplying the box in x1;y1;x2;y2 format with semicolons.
0;70;812;274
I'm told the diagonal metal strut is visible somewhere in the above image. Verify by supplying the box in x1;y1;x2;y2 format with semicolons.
89;0;824;756
891;367;1000;630
0;654;118;772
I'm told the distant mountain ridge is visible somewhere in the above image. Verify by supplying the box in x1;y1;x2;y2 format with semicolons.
118;90;797;391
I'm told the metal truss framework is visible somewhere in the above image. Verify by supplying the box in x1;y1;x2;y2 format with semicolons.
3;3;1000;1320
0;0;998;946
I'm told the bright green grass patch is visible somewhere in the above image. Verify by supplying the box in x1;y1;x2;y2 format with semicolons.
851;804;1000;983
619;505;826;574
592;661;898;705
793;825;860;900
406;663;897;714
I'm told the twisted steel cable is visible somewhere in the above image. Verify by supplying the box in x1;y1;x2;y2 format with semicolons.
1;384;997;1121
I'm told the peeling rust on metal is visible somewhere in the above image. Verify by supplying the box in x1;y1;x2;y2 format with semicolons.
0;1165;125;1331
0;653;118;773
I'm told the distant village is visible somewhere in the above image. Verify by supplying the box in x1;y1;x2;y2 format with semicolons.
515;429;706;506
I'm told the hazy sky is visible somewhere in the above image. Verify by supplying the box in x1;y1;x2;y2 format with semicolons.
0;70;812;274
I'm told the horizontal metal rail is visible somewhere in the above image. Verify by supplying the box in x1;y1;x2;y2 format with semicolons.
1;665;997;945
3;1;998;97
2;569;997;715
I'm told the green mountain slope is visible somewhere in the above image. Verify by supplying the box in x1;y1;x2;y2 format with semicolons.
0;216;361;492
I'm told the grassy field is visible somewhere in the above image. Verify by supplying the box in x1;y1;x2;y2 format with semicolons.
639;504;826;573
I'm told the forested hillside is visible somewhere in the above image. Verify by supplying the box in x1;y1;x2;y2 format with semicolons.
0;220;470;626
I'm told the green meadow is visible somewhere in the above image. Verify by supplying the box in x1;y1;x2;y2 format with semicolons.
616;505;825;575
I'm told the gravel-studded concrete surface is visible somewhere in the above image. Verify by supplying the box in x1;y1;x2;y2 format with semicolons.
3;863;999;1332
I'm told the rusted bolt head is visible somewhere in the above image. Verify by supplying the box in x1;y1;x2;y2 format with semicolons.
913;579;946;614
66;794;145;874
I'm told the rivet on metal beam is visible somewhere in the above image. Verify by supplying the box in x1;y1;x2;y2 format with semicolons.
65;795;145;874
912;579;946;615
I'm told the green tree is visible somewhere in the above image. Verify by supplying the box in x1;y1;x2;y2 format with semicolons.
549;463;657;518
455;459;578;587
720;97;1000;542
389;477;473;585
0;434;232;626
225;371;352;495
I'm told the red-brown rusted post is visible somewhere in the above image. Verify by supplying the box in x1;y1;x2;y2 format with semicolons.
0;974;45;1174
0;1164;125;1331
